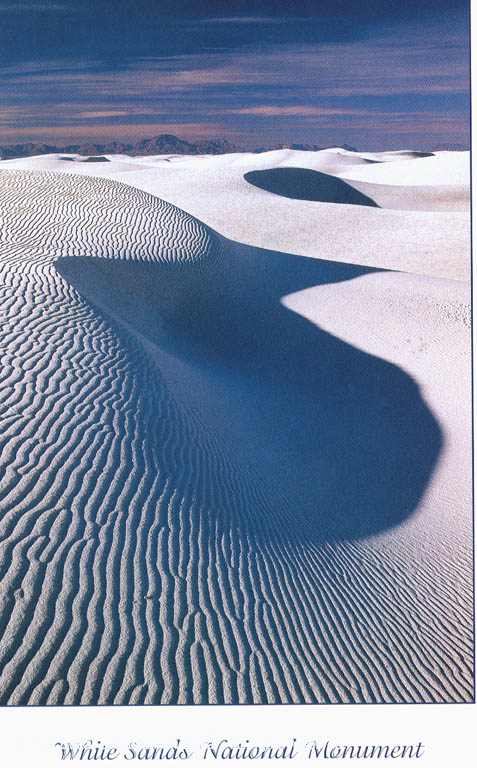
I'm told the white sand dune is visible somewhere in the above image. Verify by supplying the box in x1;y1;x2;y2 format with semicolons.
0;153;146;176
339;150;469;186
0;149;472;705
73;148;468;279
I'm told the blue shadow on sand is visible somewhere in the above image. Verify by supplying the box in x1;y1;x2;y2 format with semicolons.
244;167;379;206
56;238;441;545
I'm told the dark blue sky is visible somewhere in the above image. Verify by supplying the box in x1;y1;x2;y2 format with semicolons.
0;1;470;149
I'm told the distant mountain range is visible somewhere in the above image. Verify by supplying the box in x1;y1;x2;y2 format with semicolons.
0;133;356;160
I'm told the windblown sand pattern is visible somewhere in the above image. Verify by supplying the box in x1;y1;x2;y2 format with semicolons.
0;168;472;705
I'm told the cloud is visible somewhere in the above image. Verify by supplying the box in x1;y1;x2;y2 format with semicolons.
0;121;234;144
76;110;133;119
0;102;202;129
228;106;372;117
200;16;287;25
0;17;468;150
1;43;467;100
0;2;70;11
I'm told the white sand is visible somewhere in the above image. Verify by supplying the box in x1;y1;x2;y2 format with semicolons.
0;148;471;704
339;150;470;186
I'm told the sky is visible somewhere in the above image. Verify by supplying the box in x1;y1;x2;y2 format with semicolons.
0;0;470;150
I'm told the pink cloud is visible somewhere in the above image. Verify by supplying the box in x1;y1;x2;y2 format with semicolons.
0;122;233;144
227;106;367;117
76;110;132;119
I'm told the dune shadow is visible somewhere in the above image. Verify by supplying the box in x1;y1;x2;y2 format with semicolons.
244;167;379;206
60;155;111;163
55;240;441;545
394;151;435;158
